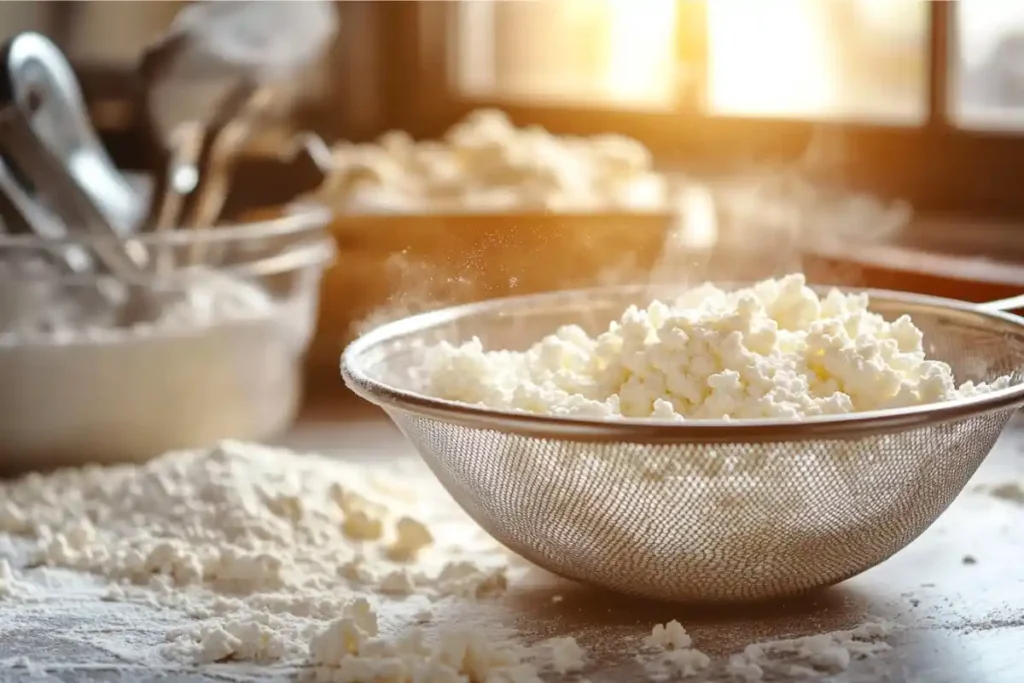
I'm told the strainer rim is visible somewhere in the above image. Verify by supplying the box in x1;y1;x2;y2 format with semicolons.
340;282;1024;443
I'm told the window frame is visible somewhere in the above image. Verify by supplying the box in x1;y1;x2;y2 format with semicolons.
380;1;1024;220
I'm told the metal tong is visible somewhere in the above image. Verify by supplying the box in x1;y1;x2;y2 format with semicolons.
0;156;96;275
0;32;147;279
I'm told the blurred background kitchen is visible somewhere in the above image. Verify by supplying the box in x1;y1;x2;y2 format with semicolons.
4;0;1024;468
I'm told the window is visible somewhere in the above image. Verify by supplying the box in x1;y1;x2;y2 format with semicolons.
952;0;1024;130
705;1;928;122
389;1;1024;220
454;0;683;109
452;0;930;122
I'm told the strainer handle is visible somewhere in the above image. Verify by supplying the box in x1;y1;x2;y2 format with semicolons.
977;294;1024;314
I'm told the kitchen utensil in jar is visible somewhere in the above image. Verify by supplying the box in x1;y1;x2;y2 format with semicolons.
181;83;271;231
279;132;336;187
140;0;337;232
0;32;148;277
342;284;1024;602
141;79;264;261
139;21;232;270
0;156;94;275
145;122;203;233
139;49;224;238
165;0;339;222
144;0;339;85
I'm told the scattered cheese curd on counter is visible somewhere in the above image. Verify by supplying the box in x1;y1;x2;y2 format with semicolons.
410;274;1012;421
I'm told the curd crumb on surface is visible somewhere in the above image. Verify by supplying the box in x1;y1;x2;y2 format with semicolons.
341;509;384;541
644;620;692;650
386;516;434;562
662;647;711;677
378;569;415;596
312;622;543;683
638;620;710;680
412;273;1013;421
718;619;898;680
543;636;586;673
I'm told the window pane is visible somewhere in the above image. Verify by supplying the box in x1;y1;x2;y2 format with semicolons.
705;0;928;123
952;1;1024;130
452;0;683;109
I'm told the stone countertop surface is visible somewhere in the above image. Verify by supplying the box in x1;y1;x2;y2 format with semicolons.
2;396;1023;683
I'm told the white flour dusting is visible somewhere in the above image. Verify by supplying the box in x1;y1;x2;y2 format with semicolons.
0;440;534;680
0;265;308;468
0;440;903;681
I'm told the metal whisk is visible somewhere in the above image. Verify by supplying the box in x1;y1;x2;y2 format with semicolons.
341;284;1024;602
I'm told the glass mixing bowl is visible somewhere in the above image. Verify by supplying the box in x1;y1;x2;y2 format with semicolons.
0;207;336;472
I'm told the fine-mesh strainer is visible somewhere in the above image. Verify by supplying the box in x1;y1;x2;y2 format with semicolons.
341;283;1024;602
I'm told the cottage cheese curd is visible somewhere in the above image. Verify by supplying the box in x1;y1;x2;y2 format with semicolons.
412;274;1011;420
314;109;668;214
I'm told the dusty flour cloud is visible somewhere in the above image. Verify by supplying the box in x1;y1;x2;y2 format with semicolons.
349;220;683;339
352;249;479;337
352;237;702;342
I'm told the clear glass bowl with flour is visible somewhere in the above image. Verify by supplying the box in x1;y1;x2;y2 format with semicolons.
0;208;335;471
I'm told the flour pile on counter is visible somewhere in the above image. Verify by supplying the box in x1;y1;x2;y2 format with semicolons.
412;273;1011;420
0;441;529;678
313;108;669;213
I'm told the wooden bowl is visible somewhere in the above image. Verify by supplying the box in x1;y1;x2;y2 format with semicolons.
302;210;680;371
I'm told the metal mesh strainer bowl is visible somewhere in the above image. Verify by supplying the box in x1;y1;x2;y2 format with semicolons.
341;284;1024;602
